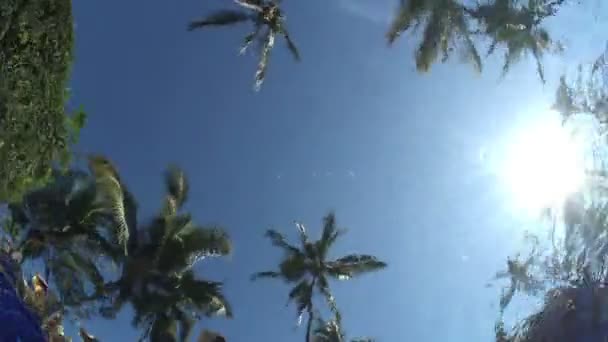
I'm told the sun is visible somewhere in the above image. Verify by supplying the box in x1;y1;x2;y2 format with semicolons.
500;110;587;213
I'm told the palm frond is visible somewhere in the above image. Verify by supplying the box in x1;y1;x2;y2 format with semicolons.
326;254;387;280
313;316;346;342
188;10;251;31
415;8;444;72
265;229;301;255
234;0;264;12
164;165;189;211
88;155;130;255
251;270;282;280
294;220;309;247
530;35;546;83
254;30;276;91
281;28;300;61
462;34;482;73
181;271;232;317
240;25;262;55
59;249;104;289
318;213;344;258
317;275;341;324
174;308;195;342
287;279;313;322
386;0;428;45
157;221;231;273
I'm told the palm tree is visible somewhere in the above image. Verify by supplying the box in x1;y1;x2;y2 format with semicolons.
252;213;387;342
467;0;558;82
188;0;300;90
312;316;373;342
6;156;135;308
102;165;232;342
387;0;482;73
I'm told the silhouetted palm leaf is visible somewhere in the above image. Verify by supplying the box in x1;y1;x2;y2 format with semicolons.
187;10;251;31
326;255;387;280
88;155;131;255
282;28;300;61
386;0;429;45
265;229;301;254
288;280;313;323
255;30;275;90
163;165;189;214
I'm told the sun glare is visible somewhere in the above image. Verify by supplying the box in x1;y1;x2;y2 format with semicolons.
500;111;586;213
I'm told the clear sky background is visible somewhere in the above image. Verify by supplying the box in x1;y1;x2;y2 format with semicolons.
66;0;606;340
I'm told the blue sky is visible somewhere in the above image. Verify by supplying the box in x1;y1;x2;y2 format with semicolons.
66;0;606;340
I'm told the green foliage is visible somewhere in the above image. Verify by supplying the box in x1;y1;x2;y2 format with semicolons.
100;165;232;342
387;0;563;80
0;0;80;203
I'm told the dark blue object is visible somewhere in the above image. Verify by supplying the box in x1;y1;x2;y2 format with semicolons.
0;253;45;342
524;285;608;342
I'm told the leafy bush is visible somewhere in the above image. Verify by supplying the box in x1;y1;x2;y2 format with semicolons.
0;0;81;203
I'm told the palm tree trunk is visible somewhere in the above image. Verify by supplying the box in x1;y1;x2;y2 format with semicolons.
305;278;316;342
0;251;45;341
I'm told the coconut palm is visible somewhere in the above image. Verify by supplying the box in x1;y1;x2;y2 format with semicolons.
387;0;482;73
102;165;232;342
188;0;300;90
252;213;386;342
467;0;558;82
6;156;135;307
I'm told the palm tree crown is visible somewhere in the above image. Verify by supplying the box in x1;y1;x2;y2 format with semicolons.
104;165;232;342
188;0;300;90
252;213;386;341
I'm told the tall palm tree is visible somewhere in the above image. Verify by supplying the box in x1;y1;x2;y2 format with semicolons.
188;0;300;90
103;165;232;342
467;0;558;82
387;0;482;73
252;213;386;342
